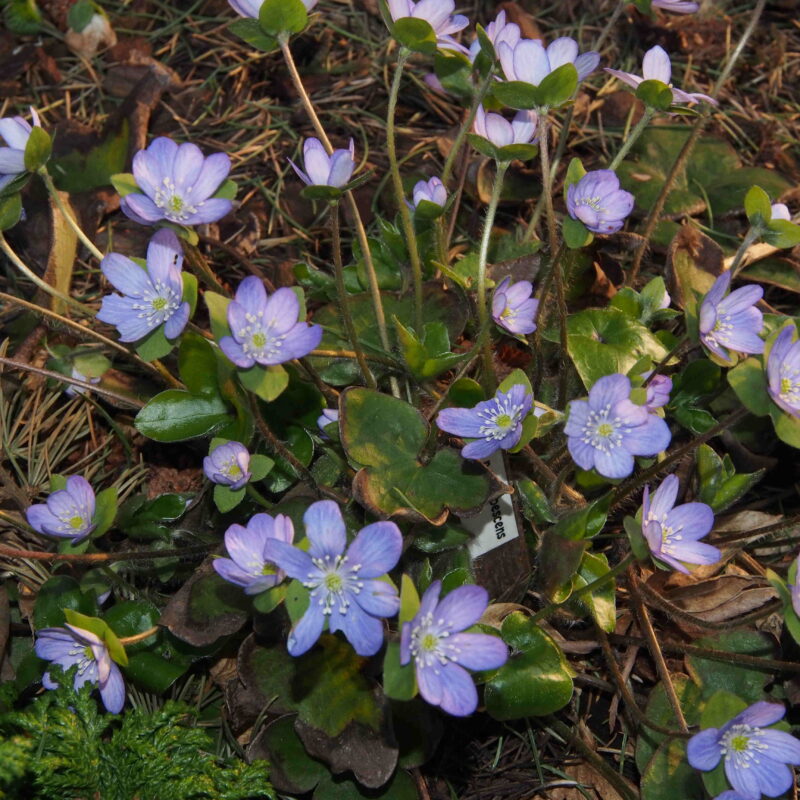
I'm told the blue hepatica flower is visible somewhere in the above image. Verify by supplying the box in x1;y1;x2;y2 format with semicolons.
566;170;634;235
96;229;190;343
699;271;764;364
400;580;508;717
264;501;402;657
219;276;323;368
203;441;251;490
35;624;125;713
653;0;698;12
214;513;294;595
0;107;40;192
120;137;232;226
565;373;671;479
467;10;520;64
437;384;534;460
605;45;716;105
289;138;355;189
317;408;339;436
229;0;316;17
767;323;800;418
409;176;447;211
26;475;96;542
387;0;469;53
644;374;672;412
498;36;599;87
687;701;800;800
641;474;720;573
492;276;539;336
473;105;538;149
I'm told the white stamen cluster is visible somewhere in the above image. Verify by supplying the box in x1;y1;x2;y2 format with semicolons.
477;397;525;440
779;365;800;412
153;177;200;222
720;724;770;771
408;612;460;671
581;403;624;453
131;279;181;325
304;553;363;616
236;309;287;361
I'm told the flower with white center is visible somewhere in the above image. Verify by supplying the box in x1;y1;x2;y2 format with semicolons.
264;501;402;656
566;170;635;234
219;276;322;368
687;701;800;800
289;138;356;188
565;373;671;479
491;276;539;335
35;624;125;713
473;105;538;149
467;10;521;63
400;580;508;717
641;474;719;573
767;323;800;418
203;441;252;490
120;137;232;226
497;37;600;88
96;229;190;343
26;475;96;543
605;45;717;105
0;107;40;193
387;0;469;53
699;271;764;364
436;384;534;460
214;513;294;595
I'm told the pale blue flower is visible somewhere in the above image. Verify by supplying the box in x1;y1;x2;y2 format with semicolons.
473;105;538;148
203;441;251;490
0;107;40;192
492;277;538;335
26;476;96;542
388;0;469;53
498;37;599;87
566;170;634;234
289;138;355;188
767;324;800;418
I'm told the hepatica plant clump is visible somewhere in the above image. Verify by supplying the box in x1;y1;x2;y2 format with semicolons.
1;0;800;797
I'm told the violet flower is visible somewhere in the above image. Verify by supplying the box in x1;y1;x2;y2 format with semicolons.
767;324;800;418
0;107;40;192
229;0;317;17
120;137;232;226
26;476;96;542
641;474;719;573
698;271;764;363
289;138;355;189
566;170;634;234
437;384;533;460
65;367;100;398
388;0;469;53
644;374;672;411
400;580;508;717
492;277;538;335
409;177;447;210
687;701;800;800
219;276;322;368
203;441;251;490
468;10;520;63
214;513;294;595
771;203;791;222
565;373;671;479
35;624;125;713
96;229;190;343
264;500;402;656
473;105;538;148
317;408;339;434
605;45;716;105
652;0;699;13
498;37;600;88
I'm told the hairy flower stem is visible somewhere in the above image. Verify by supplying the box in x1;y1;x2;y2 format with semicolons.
628;567;689;732
729;226;761;277
476;161;509;393
0;232;92;316
642;336;690;387
538;114;559;255
39;168;105;262
118;626;160;646
628;0;768;285
608;106;656;171
329;203;375;388
278;36;397;396
387;49;425;335
531;553;634;623
0;542;212;563
0;291;182;388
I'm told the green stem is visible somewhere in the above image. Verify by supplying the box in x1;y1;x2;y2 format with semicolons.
387;49;424;334
537;113;558;255
476;160;508;393
608;106;656;171
329;203;375;388
0;232;92;316
729;226;761;277
39;169;104;262
530;553;634;623
245;483;274;509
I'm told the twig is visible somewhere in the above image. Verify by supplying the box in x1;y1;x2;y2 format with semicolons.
0;542;211;563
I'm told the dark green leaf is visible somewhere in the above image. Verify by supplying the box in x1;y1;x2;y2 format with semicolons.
535;63;578;108
258;0;308;34
392;17;437;54
491;80;540;110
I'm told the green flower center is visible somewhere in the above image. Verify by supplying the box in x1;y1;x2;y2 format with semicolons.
152;297;168;311
420;633;439;652
84;646;94;660
597;423;614;437
228;464;241;477
252;332;267;348
729;734;749;752
782;377;793;394
324;573;343;593
261;564;277;576
168;195;184;213
69;515;84;529
495;413;512;429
